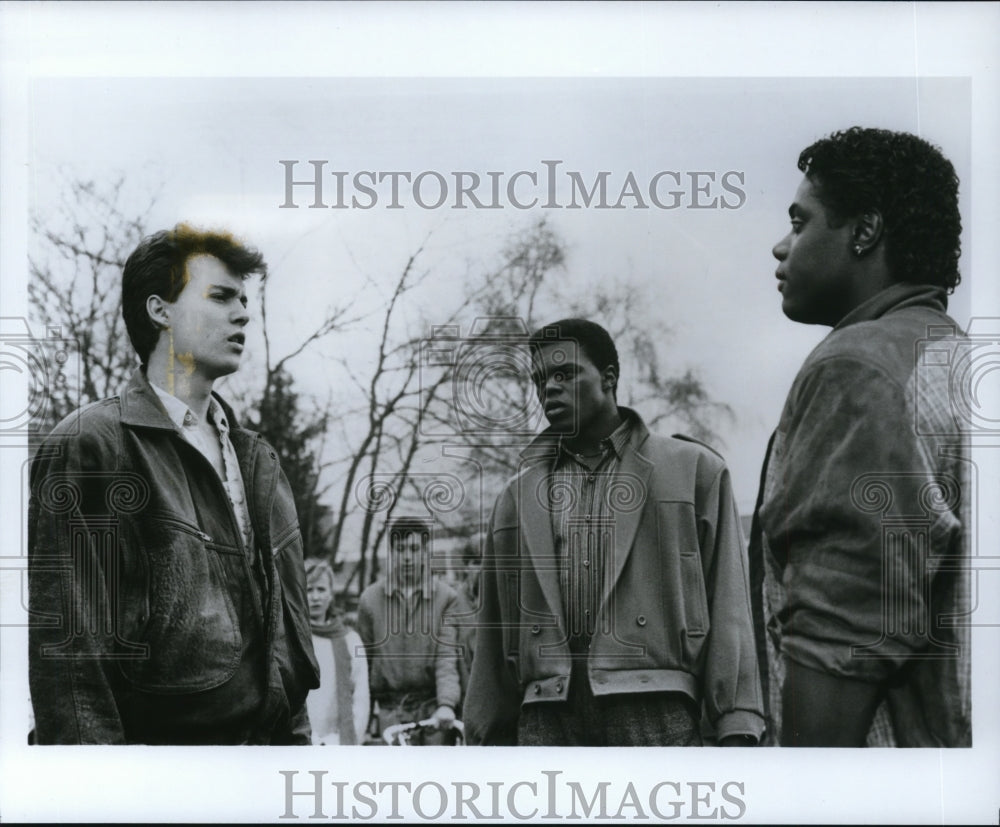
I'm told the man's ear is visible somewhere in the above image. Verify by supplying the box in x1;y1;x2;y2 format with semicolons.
851;209;884;256
601;366;618;393
146;295;170;329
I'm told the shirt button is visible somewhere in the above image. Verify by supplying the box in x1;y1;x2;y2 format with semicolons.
533;684;541;695
587;475;595;483
584;515;591;522
531;624;540;635
582;560;589;567
555;681;564;694
636;615;647;626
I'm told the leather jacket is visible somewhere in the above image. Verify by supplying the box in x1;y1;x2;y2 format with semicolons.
28;369;320;744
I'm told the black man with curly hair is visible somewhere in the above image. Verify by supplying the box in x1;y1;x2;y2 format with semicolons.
752;127;971;747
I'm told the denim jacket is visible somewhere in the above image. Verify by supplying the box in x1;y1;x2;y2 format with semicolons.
28;370;320;744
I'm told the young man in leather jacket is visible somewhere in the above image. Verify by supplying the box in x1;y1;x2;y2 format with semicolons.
28;225;320;744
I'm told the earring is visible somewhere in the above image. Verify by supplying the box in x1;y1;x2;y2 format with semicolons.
853;244;864;257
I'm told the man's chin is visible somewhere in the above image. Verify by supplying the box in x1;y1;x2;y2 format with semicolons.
544;412;576;433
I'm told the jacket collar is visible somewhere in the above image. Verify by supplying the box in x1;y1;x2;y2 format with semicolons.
514;406;653;630
518;406;651;465
120;368;249;436
834;282;948;333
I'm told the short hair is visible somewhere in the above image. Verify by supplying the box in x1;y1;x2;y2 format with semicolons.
304;557;335;590
528;318;620;394
388;516;433;546
797;127;962;292
122;223;267;364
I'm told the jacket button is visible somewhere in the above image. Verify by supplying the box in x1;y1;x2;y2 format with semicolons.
555;682;564;694
533;684;541;694
531;624;540;635
636;615;647;626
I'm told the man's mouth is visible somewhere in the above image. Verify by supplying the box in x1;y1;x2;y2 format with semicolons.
545;402;567;417
228;332;246;347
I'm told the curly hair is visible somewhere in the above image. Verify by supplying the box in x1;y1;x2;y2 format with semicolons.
122;223;267;364
797;127;962;292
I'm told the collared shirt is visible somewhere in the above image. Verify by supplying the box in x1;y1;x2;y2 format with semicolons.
150;383;254;554
548;416;633;649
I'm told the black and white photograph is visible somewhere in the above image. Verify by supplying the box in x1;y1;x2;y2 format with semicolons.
1;2;998;822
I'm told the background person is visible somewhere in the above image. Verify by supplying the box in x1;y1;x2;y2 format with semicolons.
305;557;369;745
357;516;462;745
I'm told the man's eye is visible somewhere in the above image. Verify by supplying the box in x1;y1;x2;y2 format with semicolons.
790;219;804;233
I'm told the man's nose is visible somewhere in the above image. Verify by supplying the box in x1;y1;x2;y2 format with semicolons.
233;304;250;326
772;235;789;261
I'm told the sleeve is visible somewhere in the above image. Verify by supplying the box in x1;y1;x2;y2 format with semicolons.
287;699;313;745
350;631;370;742
699;462;766;743
462;495;522;745
28;428;127;744
433;590;462;711
761;357;947;683
356;593;373;648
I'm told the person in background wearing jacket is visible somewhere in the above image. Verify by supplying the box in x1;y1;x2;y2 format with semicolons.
304;558;369;745
464;318;764;746
357;516;462;745
28;225;320;744
752;127;971;746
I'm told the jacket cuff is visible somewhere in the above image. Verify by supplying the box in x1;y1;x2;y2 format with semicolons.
715;710;766;743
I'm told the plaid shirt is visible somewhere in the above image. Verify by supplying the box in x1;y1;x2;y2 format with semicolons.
548;417;633;651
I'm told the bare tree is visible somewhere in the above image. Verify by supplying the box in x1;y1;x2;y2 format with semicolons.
28;176;154;431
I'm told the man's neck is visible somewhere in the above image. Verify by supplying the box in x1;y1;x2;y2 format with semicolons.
146;350;215;422
563;405;623;456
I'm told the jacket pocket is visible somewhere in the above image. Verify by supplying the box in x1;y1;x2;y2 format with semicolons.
656;500;710;639
119;512;242;693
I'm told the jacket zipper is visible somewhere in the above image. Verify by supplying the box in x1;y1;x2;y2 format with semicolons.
172;436;268;626
152;512;213;543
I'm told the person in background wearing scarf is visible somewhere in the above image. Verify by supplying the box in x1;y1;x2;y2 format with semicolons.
305;558;369;745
